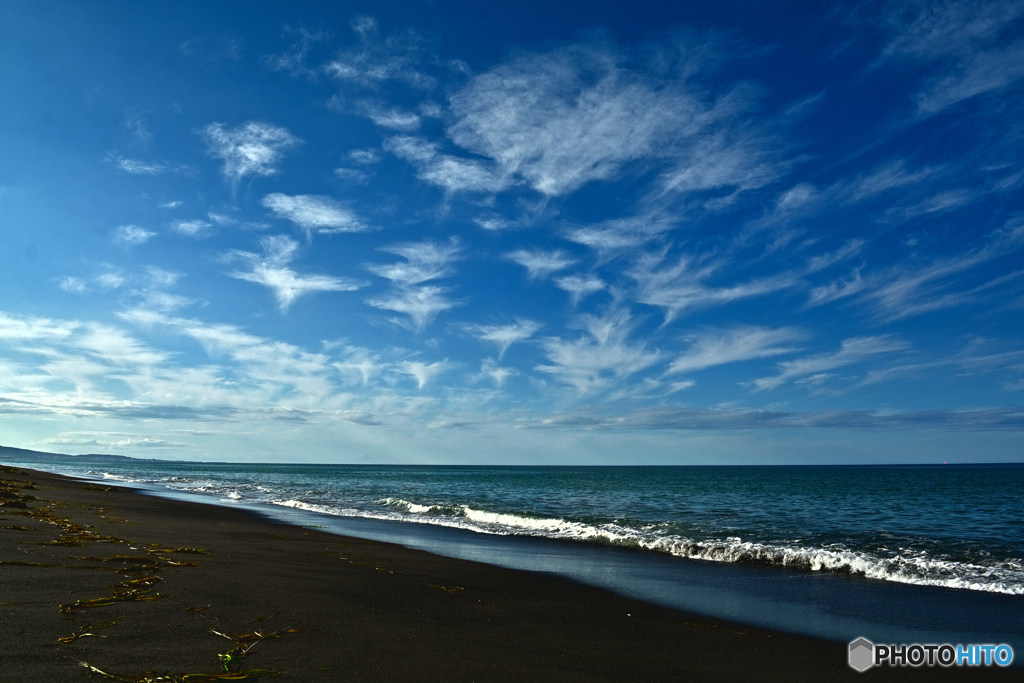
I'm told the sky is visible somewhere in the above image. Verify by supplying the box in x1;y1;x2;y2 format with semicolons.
1;0;1022;464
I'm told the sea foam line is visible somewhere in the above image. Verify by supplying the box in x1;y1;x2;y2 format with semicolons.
272;497;1024;596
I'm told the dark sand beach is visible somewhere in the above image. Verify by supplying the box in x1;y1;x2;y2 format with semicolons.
1;465;1019;682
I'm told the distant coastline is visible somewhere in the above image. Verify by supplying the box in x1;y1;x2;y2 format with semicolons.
0;444;171;464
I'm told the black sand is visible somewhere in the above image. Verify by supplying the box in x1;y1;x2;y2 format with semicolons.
1;466;1018;681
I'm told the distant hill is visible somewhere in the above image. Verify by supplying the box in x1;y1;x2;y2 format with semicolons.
0;444;155;464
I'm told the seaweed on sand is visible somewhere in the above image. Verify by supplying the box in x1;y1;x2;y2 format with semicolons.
74;660;281;682
210;628;300;673
58;618;124;643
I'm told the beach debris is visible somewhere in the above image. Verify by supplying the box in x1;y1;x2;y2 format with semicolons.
117;575;162;588
60;586;165;615
142;545;210;555
74;658;282;681
186;604;212;613
426;584;464;593
211;628;300;673
58;618;123;643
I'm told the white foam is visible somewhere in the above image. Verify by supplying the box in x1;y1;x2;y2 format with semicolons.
267;497;1024;596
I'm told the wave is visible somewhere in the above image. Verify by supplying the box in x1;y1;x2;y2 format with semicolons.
272;497;1024;596
24;462;1023;597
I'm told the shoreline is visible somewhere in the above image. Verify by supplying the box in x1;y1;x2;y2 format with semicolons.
2;465;1019;681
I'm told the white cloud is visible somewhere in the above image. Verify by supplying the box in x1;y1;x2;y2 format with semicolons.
123;110;152;145
808;222;1024;319
324;17;437;90
878;1;1024;114
264;26;330;77
466;320;541;360
59;277;87;294
0;312;76;342
146;268;183;289
368;239;461;286
170;219;213;238
334;168;370;183
262;193;370;238
201;122;300;190
383;136;508;194
805;240;865;274
113;224;155;248
555;274;605;307
667;326;802;375
399;360;450;389
477;358;516;387
536;309;663;396
473;216;514;231
228;235;367;312
160;201;183;209
106;153;193;176
505;249;576;280
360;103;421;130
842;161;939;204
628;252;796;324
445;41;783;199
110;155;163;174
348;148;381;164
752;336;910;392
564;213;677;257
366;285;460;333
747;161;941;236
365;240;463;332
95;270;125;290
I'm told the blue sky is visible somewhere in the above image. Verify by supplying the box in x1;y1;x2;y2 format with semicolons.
1;0;1022;464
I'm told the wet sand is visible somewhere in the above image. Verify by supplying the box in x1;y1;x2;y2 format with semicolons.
1;465;1018;681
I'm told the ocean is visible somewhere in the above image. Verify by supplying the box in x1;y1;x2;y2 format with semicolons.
8;458;1024;652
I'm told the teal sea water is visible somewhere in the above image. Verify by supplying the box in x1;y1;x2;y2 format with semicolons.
19;459;1024;596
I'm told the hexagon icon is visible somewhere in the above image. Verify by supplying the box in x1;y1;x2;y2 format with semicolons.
848;637;874;672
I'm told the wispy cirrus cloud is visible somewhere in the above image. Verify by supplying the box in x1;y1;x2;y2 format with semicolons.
359;103;421;130
399;359;451;389
526;406;1024;431
536;309;662;396
58;277;87;294
366;287;461;334
368;239;461;286
201;122;300;191
667;326;802;375
465;320;542;360
877;0;1024;115
751;335;910;392
383;136;508;194
170;219;213;238
106;153;194;176
431;37;793;205
628;252;797;324
261;193;370;238
555;274;605;307
809;222;1024;319
348;148;381;164
565;213;677;258
324;16;437;90
228;235;367;312
476;358;517;388
112;225;155;248
366;239;463;332
264;26;330;78
505;249;576;280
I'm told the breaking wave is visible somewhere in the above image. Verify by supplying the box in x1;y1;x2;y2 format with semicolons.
272;497;1024;596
